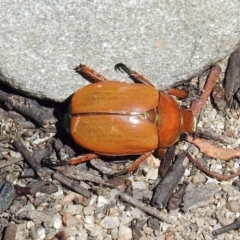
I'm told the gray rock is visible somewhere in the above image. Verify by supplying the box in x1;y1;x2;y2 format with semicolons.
0;1;240;102
183;182;220;211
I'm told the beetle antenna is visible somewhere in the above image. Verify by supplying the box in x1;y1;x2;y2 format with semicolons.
114;63;134;76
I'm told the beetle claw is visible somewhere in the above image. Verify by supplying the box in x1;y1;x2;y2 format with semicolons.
74;64;85;72
114;63;133;76
108;169;128;178
41;158;69;167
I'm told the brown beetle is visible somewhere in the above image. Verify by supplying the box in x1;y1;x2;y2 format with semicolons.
67;63;198;173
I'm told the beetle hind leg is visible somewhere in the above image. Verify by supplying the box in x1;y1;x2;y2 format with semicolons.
114;63;155;87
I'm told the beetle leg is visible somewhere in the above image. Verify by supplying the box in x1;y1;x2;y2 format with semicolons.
167;88;188;98
126;151;153;172
75;64;109;83
69;153;99;165
114;63;155;87
190;64;221;117
109;151;153;177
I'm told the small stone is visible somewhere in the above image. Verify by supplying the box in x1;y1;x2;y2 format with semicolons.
35;227;46;240
63;204;83;215
108;208;121;217
111;228;118;239
143;224;153;235
145;167;159;180
219;198;226;206
85;223;103;237
226;200;240;212
196;217;204;227
97;196;109;207
85;215;94;224
131;181;148;190
191;173;206;184
209;109;217;121
53;213;62;229
118;224;132;240
26;221;35;229
184;168;191;177
83;205;95;215
216;121;224;129
147;217;160;230
165;234;174;240
130;207;143;219
100;216;120;229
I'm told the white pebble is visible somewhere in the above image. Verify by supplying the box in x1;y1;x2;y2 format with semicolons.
216;121;224;129
131;181;148;190
118;224;132;240
191;173;206;184
111;228;118;239
53;213;62;229
35;227;46;240
146;167;159;180
209;109;217;121
85;215;95;224
97;196;109;207
184;168;191;177
130;207;143;218
100;216;120;229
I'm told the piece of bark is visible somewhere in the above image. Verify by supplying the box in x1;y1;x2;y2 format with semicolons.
3;223;17;240
151;153;189;209
0;89;57;127
131;219;146;239
225;46;240;108
212;83;226;111
167;182;188;211
0;181;16;214
159;145;176;177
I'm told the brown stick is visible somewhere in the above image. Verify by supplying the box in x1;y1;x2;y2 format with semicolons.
119;192;173;224
185;151;240;181
12;139;53;177
52;172;91;198
0;156;23;169
212;217;240;236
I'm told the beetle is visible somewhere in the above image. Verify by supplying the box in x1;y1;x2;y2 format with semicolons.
66;63;197;174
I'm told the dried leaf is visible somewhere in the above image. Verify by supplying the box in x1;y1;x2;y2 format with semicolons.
187;136;240;161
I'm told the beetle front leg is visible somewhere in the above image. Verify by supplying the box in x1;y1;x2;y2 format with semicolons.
190;64;221;117
75;64;109;83
114;63;155;87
